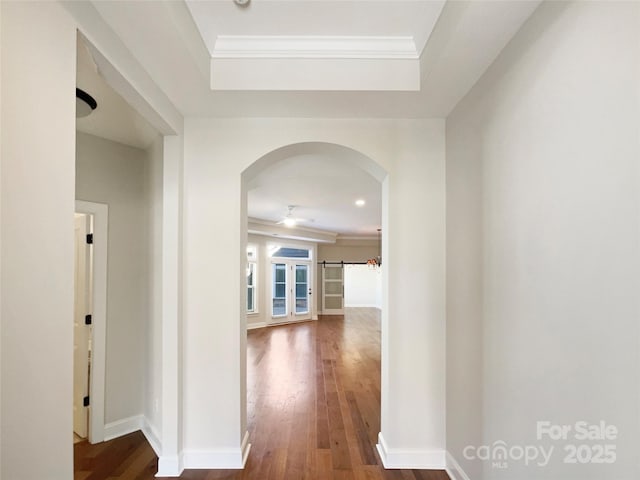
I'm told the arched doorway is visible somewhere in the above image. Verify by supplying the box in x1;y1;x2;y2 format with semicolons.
239;142;388;471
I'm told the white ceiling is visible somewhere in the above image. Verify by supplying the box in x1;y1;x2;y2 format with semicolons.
247;153;381;237
71;0;541;237
186;1;443;54
76;36;159;149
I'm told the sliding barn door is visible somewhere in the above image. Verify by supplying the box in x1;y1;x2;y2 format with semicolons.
322;264;344;314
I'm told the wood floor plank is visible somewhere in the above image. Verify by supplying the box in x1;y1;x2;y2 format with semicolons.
74;308;449;480
345;390;379;465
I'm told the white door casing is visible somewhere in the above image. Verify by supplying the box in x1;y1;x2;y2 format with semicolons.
73;214;91;438
75;200;108;444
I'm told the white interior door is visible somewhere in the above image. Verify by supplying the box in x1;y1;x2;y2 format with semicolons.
73;214;92;439
271;261;312;322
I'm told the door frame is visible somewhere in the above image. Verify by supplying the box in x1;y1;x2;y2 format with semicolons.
73;213;91;438
75;200;108;444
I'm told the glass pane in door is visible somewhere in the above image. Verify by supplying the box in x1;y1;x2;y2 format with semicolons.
272;263;287;316
295;264;308;314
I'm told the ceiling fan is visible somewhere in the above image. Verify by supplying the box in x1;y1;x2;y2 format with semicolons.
277;205;312;228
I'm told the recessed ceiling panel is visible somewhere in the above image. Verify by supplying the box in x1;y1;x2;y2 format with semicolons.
186;0;445;91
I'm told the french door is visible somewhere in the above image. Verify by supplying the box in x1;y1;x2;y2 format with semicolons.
271;261;311;322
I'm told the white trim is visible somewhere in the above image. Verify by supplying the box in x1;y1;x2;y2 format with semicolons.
376;432;446;469
182;431;251;470
142;419;162;457
248;317;317;330
75;200;108;444
248;218;338;244
212;35;418;59
446;451;472;480
344;303;380;308
104;415;144;442
156;454;183;478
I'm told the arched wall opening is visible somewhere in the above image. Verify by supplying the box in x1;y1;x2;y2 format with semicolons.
240;141;389;442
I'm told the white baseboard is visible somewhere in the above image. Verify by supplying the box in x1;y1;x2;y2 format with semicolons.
142;419;162;457
156;454;183;477
104;418;251;476
183;431;251;470
103;415;144;441
446;451;472;480
251;318;315;330
344;304;380;308
376;432;446;469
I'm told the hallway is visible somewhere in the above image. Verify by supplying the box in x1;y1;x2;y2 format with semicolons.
75;308;449;480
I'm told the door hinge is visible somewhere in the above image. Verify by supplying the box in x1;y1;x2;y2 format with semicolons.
83;396;90;407
86;233;94;244
85;314;92;325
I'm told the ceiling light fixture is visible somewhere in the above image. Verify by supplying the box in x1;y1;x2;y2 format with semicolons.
234;0;250;7
76;88;97;118
355;199;366;207
278;205;298;228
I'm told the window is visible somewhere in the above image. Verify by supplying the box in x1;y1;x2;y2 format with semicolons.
247;245;258;314
295;265;309;314
270;247;310;259
247;262;256;313
272;263;287;316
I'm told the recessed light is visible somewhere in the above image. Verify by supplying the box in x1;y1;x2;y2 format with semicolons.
355;199;366;207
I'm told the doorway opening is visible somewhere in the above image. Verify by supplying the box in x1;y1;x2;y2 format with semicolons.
270;246;313;323
241;142;388;471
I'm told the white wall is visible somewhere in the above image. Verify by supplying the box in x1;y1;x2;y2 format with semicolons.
344;264;382;309
0;2;4;473
446;3;640;479
76;132;149;426
144;134;164;449
183;118;446;468
1;2;76;478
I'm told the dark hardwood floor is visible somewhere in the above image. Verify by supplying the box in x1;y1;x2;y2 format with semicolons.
74;308;449;480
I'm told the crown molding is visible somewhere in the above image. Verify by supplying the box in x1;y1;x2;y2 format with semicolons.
248;218;338;244
336;235;379;241
212;35;418;59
